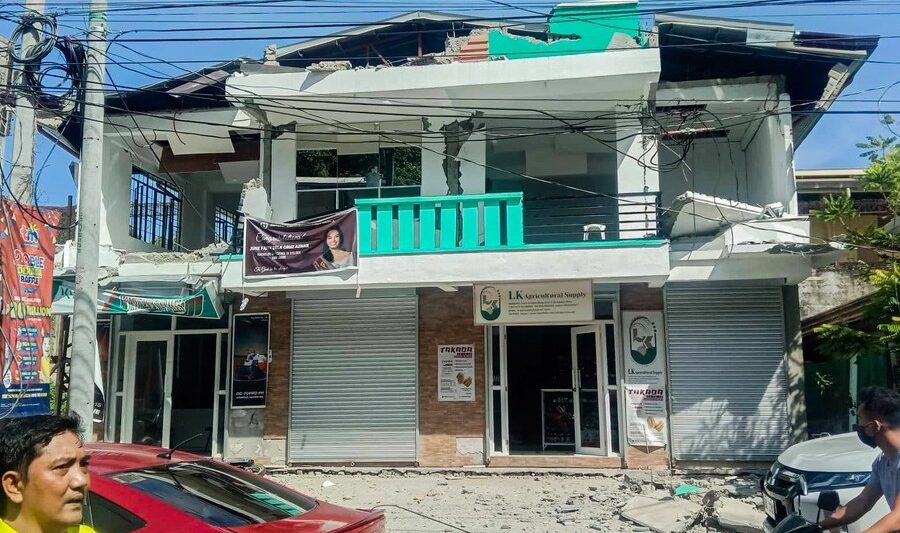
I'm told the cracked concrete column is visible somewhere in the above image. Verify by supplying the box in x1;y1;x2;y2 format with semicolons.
616;117;659;240
421;116;486;196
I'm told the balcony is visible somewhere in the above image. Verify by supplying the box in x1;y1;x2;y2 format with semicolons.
355;192;662;256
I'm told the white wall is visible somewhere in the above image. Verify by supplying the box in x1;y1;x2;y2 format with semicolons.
100;140;160;253
745;93;798;214
659;139;749;207
270;132;297;222
172;174;209;250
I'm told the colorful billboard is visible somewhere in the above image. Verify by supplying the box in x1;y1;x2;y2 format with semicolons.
0;201;60;417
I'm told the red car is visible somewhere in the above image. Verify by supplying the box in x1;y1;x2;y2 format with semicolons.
81;443;385;533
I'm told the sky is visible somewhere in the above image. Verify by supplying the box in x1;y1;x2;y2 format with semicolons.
3;0;898;206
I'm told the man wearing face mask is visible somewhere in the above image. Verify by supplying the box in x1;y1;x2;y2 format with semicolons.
821;386;900;533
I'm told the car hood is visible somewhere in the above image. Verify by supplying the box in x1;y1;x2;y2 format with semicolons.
778;433;880;473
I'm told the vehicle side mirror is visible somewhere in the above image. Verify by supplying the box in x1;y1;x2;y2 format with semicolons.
817;490;840;512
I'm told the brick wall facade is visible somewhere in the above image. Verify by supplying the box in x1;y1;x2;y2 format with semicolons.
418;288;486;467
620;284;670;470
242;293;292;439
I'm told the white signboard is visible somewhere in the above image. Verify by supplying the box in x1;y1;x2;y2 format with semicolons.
473;281;593;325
621;311;669;448
622;311;667;386
438;345;475;402
625;385;668;447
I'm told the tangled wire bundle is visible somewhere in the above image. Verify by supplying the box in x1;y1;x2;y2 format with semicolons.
10;14;86;113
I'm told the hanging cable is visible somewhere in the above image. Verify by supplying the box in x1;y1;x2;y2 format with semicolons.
9;13;58;64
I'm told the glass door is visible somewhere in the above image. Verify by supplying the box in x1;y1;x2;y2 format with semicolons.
121;333;173;448
571;326;607;455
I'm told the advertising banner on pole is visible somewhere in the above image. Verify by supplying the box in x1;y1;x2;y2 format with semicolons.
244;209;358;277
0;201;60;417
438;344;475;401
231;313;271;408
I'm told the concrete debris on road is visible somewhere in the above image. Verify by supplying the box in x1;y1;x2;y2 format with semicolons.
270;470;767;532
621;495;703;533
713;498;766;533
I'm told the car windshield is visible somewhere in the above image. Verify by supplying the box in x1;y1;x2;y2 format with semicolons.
110;461;316;527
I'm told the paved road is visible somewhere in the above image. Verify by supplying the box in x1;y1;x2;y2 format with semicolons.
271;471;758;532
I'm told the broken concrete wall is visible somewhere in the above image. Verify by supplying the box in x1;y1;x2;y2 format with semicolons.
240;177;273;221
488;1;642;60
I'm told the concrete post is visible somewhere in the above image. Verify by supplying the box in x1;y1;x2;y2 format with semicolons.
69;2;107;438
783;285;808;445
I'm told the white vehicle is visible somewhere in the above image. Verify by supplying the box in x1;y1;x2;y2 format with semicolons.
763;433;888;532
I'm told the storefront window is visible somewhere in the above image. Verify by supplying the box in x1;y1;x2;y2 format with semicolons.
609;391;620;454
177;315;229;330
493;390;503;453
594;299;613;320
605;323;617;386
491;327;501;387
120;315;172;331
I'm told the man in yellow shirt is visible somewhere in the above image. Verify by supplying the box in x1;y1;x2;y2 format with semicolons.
0;415;97;533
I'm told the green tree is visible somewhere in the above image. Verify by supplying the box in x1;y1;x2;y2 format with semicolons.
812;115;900;379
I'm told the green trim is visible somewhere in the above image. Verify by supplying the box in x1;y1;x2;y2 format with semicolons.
355;192;522;206
358;239;667;257
218;254;244;261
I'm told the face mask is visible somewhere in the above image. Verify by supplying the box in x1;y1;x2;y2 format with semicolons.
856;424;878;448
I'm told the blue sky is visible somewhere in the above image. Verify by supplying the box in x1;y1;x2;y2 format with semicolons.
5;0;898;206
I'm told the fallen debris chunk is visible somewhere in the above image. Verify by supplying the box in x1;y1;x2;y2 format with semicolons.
620;495;702;533
714;497;766;533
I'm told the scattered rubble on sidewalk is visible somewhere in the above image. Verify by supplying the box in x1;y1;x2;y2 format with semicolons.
271;468;769;532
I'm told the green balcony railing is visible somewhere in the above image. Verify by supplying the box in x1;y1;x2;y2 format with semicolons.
355;193;524;255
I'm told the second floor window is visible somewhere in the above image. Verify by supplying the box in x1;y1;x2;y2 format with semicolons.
214;206;244;253
129;169;182;251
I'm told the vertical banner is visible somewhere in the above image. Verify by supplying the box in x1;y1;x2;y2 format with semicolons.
437;344;475;401
231;313;271;408
621;311;669;447
244;209;358;277
0;201;60;417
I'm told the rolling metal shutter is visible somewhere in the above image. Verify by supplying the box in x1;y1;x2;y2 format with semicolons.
290;296;418;463
665;284;789;461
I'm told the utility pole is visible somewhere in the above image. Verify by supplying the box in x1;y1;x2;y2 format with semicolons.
8;0;43;204
69;0;107;437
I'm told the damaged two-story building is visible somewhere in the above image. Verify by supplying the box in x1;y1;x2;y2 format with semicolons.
45;2;878;469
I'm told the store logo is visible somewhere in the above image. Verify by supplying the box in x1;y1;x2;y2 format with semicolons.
21;223;39;246
479;286;501;321
629;316;658;365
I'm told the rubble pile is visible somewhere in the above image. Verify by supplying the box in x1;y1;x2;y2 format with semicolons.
272;469;769;532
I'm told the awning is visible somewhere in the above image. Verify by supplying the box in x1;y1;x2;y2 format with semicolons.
51;278;224;319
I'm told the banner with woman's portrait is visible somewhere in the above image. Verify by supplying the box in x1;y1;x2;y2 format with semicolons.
244;208;358;277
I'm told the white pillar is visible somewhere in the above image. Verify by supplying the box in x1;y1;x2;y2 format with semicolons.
270;131;297;222
616;119;659;240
